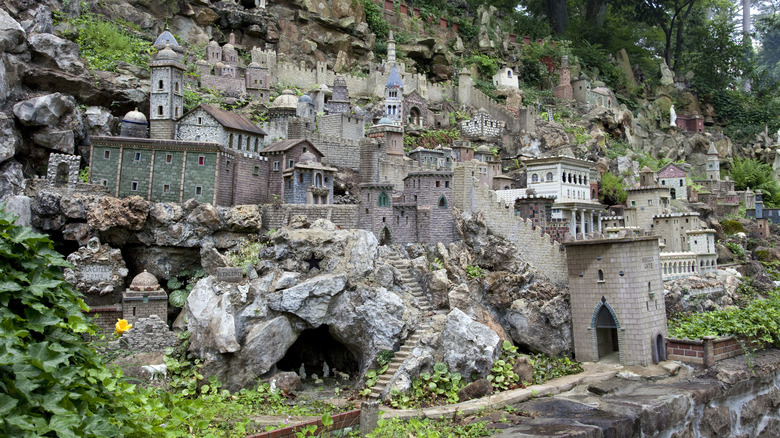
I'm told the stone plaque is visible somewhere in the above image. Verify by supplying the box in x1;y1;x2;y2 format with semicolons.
642;256;655;270
82;265;113;282
217;267;244;283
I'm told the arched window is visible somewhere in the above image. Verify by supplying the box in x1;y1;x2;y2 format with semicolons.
648;282;652;292
568;174;573;183
507;70;512;77
598;269;604;281
546;172;553;181
438;196;448;208
378;191;389;207
315;173;323;187
531;174;539;183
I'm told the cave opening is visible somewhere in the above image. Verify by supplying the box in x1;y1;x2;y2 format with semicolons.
277;325;359;379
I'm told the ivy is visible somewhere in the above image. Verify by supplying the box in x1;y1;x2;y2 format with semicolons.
389;363;464;409
528;354;583;385
65;12;153;72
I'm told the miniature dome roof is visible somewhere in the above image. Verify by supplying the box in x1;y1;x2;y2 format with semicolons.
155;45;179;61
208;40;219;47
222;43;236;52
247;61;261;68
377;117;394;125
299;150;317;163
271;89;299;109
476;145;492;154
640;166;653;172
334;76;347;87
386;64;403;88
122;108;147;124
298;94;313;104
195;59;209;65
215;62;226;68
129;270;159;290
154;30;179;48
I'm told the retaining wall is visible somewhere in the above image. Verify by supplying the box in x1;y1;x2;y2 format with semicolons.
667;336;758;367
245;409;361;438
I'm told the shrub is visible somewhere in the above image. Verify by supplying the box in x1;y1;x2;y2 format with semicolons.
721;219;744;235
599;171;627;205
389;362;464;408
487;341;522;391
67;13;153;72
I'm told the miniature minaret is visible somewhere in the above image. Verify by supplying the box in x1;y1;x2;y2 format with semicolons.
387;31;396;66
149;31;184;139
384;64;403;124
706;142;720;181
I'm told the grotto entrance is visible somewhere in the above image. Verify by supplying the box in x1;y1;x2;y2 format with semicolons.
277;325;359;379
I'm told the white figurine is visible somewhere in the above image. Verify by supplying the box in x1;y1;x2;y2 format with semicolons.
669;105;677;127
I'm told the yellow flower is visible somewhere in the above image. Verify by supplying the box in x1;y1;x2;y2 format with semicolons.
115;319;132;334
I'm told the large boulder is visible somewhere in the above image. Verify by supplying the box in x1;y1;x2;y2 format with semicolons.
27;33;85;74
0;9;26;54
86;195;149;231
0;113;20;164
0;160;24;202
83;106;118;137
268;273;348;326
508;294;573;357
227;316;299;390
442;308;501;379
186;276;241;356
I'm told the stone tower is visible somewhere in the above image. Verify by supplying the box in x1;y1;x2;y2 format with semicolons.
149;38;184;139
120;108;148;138
369;117;404;159
122;271;168;325
566;235;668;366
458;68;472;107
387;31;396;66
384;64;403;124
706;143;720;181
639;166;654;188
329;76;350;115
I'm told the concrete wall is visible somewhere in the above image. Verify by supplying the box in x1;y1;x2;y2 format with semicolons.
262;204;360;230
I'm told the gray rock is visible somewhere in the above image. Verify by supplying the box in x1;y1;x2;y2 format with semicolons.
20;5;53;35
228;316;298;390
266;370;303;393
13;93;75;127
0;9;26;54
269;273;347;326
28;33;85;73
374;263;394;289
4;195;31;226
0;113;20;163
32;128;75;153
508;296;573;357
223;204;263;231
84;106;118;137
275;271;299;290
0;160;25;202
186;277;241;355
458;378;493;401
442;308;500;379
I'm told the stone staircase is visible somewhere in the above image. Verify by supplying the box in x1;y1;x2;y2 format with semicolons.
367;254;436;400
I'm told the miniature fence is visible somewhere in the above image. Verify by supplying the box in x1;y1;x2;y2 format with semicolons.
666;336;760;367
245;409;361;438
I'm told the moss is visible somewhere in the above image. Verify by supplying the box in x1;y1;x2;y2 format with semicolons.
721;219;744;235
754;249;772;262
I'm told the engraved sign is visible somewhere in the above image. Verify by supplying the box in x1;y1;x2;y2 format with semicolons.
217;267;244;283
82;265;113;282
642;256;655;270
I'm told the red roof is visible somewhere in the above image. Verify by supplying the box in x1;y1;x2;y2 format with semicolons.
657;163;686;178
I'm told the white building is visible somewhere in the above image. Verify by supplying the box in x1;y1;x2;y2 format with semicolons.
523;156;605;237
492;67;519;90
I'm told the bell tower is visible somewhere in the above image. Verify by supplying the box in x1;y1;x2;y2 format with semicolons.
149;32;185;139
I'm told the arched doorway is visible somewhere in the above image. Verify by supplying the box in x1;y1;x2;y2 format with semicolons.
409;107;421;126
593;302;619;359
277;325;359;380
652;333;666;364
379;226;392;246
55;162;69;187
670;188;676;199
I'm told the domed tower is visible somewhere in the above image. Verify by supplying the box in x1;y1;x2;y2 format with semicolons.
328;76;350;115
639;166;655;188
149;39;185;140
222;42;238;67
269;89;299;119
706;142;720;181
120;108;148;138
153;28;179;50
384;64;403;124
297;94;314;119
206;40;222;65
122;270;168;324
369;116;404;158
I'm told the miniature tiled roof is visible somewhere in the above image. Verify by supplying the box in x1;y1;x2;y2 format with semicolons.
707;143;718;155
196;104;267;135
386;64;403;88
657;163;686;178
154;30;179;48
260;138;323;156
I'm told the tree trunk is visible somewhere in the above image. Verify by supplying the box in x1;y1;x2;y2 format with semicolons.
672;1;695;71
586;0;608;28
547;0;569;35
743;0;751;37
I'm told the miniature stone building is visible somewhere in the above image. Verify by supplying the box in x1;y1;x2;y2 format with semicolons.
572;76;616;108
120;108;148;138
384;65;403;124
692;144;739;215
283;150;336;205
149;44;184;139
328;76;351;115
460;108;504;140
122;315;179;352
657;163;687;200
566;235;668;366
674;113;704;133
552;56;573;100
177;104;267;155
403;90;428;128
408;147;452;171
522;156;605;237
122;271;168;325
46;153;80;189
492;66;519;90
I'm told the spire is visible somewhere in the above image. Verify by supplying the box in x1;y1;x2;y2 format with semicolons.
707;142;718;155
387;31;396;66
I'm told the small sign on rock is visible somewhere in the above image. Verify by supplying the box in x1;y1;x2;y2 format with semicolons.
216;267;244;283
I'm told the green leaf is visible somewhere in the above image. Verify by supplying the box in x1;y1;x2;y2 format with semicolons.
0;393;18;416
169;289;190;308
48;414;81;438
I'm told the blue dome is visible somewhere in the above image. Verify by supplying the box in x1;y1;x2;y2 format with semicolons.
154;30;179;49
377;117;394;125
298;95;313;104
386;64;403;88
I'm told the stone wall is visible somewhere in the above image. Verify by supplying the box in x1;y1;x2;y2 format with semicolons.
122;315;180;353
666;336;755;367
313;135;362;171
453;161;567;284
84;305;123;333
261;204;360;230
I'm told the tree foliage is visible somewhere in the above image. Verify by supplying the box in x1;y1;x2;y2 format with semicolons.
727;157;780;207
599;171;628;206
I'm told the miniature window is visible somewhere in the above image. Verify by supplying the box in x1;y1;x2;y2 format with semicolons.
324;177;329;183
238;135;243;150
247;137;250;149
104;150;110;159
631;200;636;207
253;166;259;176
288;159;294;168
175;82;179;92
302;146;307;153
131;181;138;191
378;191;390;207
229;134;234;149
158;106;163;116
438;196;447;208
445;181;450;188
158;80;164;90
273;161;280;171
198;156;205;166
195;186;202;195
597;269;604;282
436;181;440;187
163;184;170;193
166;154;173;164
648;200;653;206
546;172;553;181
255;139;259;152
174;107;179;117
299;174;303;183
101;179;107;187
531;174;539;183
507;70;512;77
134;152;141;161
225;161;231;173
198;117;202;125
680;179;684;187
